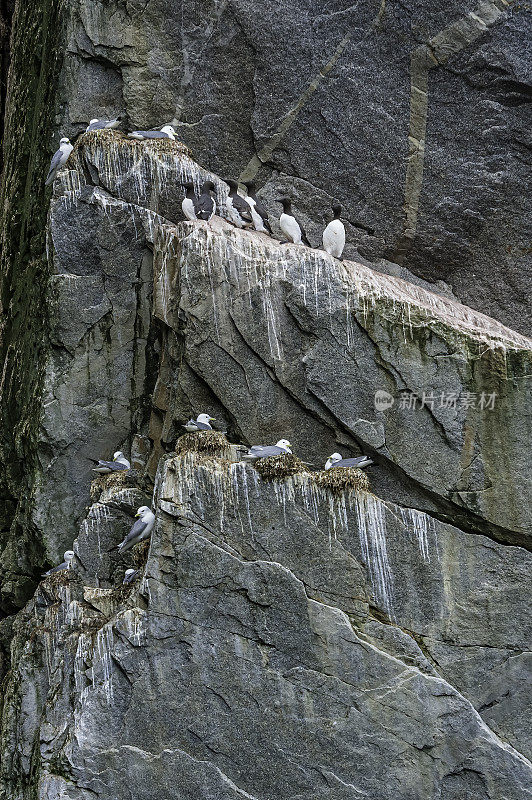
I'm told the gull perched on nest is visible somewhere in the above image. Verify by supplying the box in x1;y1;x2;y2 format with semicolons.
42;550;75;577
90;451;130;474
325;453;373;470
123;568;138;584
86;118;120;132
128;125;176;140
183;413;216;432
116;506;155;554
241;439;292;462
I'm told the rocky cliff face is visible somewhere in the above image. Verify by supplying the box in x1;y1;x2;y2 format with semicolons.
0;2;531;798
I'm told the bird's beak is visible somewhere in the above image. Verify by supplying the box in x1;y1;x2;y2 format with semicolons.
135;512;140;518
210;417;216;421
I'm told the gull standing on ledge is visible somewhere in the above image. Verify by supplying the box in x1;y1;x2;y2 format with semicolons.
128;125;176;140
116;507;155;554
42;550;75;577
45;137;73;185
86;118;120;132
90;451;131;474
276;198;311;246
183;413;216;432
322;203;345;259
241;439;292;462
325;453;374;470
242;180;272;234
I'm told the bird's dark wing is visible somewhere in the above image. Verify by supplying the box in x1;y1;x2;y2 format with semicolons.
249;445;283;458
296;216;311;246
87;121;107;131
42;560;67;577
254;198;272;232
120;519;148;549
195;192;215;220
195;421;212;430
45;150;63;184
94;460;129;471
337;457;373;469
133;130;169;139
233;194;253;222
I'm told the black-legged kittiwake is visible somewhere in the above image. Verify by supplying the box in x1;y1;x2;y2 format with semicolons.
123;568;138;584
183;413;216;432
128;125;176;140
45;137;73;186
242;181;272;234
86;118;120;132
276;198;311;246
90;451;131;474
42;550;75;577
225;180;253;228
322;203;345;259
182;181;216;222
325;452;374;470
116;506;155;554
241;439;292;462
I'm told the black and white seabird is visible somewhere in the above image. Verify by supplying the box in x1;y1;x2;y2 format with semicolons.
123;568;138;584
128;125;176;140
241;439;292;462
276;198;311;246
86;118;120;132
90;451;131;474
182;181;216;222
45;138;73;186
322;203;345;259
183;413;216;432
42;550;75;577
116;506;155;554
242;181;272;234
325;452;374;470
225;180;254;228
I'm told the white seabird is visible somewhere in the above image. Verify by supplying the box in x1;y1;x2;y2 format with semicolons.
276;198;311;245
183;413;216;432
90;451;131;474
322;203;345;259
242;180;272;234
225;180;253;228
128;125;176;140
86;118;120;132
123;568;138;584
241;439;292;462
117;506;155;554
182;181;216;222
42;550;75;577
45;137;73;186
325;452;374;470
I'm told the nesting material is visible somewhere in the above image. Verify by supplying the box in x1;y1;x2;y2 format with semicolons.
132;539;150;568
75;129;191;157
176;430;232;459
90;470;137;502
313;467;370;494
254;454;310;481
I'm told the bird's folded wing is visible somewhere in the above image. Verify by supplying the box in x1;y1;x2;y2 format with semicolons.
196;195;215;218
122;519;148;545
95;460;129;471
45;150;63;182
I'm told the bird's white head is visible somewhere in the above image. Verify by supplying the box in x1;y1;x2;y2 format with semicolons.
113;451;124;460
89;118;98;125
125;568;136;577
328;452;342;463
64;550;75;561
197;413;215;424
59;137;70;145
276;439;291;451
161;125;176;138
135;506;150;518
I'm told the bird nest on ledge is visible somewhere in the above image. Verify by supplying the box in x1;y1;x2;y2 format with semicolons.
254;454;310;481
313;467;370;494
176;431;232;459
90;470;137;502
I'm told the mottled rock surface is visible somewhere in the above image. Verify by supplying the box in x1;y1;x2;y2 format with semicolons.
1;459;530;799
